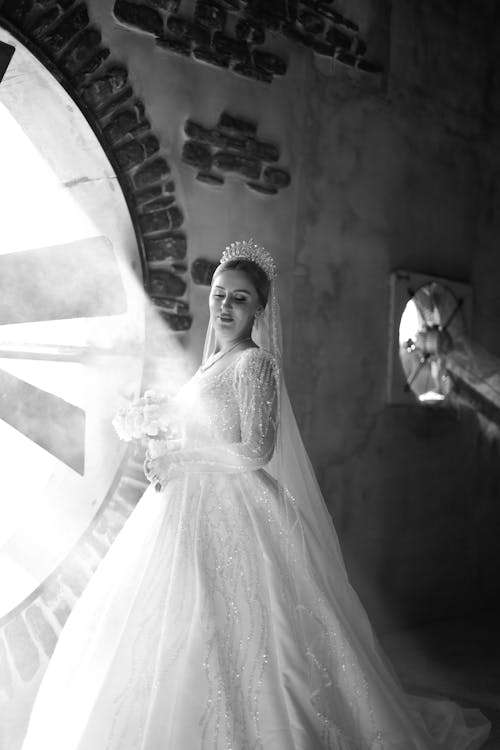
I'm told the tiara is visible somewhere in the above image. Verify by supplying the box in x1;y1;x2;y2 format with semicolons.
219;239;277;281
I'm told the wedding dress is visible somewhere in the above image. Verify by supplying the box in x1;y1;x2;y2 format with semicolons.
21;344;490;750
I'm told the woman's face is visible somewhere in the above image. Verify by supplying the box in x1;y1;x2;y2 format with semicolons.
209;269;262;344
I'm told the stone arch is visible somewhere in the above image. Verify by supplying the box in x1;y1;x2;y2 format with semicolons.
0;0;191;333
0;0;184;698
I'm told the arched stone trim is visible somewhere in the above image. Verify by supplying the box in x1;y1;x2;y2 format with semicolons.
0;447;148;690
0;0;192;334
0;0;186;694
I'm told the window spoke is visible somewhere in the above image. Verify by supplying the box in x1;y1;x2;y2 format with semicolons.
0;237;126;326
0;368;85;474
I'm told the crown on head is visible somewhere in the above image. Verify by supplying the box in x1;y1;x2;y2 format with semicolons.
219;239;277;281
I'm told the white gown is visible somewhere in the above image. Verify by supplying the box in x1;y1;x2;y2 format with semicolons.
22;348;490;750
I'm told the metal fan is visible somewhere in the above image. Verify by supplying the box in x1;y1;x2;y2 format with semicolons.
398;282;465;403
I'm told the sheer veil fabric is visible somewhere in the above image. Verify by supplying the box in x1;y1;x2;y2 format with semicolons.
20;266;491;750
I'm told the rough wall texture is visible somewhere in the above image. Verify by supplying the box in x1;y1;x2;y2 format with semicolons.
289;0;500;628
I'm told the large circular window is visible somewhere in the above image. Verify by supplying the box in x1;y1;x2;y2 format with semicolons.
0;28;146;618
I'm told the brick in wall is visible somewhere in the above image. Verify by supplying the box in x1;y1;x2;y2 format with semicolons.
182;111;291;195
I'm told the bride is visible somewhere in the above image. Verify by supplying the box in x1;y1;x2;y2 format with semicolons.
22;240;490;749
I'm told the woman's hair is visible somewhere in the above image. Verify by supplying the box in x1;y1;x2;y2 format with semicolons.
213;259;270;308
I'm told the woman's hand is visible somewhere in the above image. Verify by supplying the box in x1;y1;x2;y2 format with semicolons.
144;446;182;491
143;437;182;459
144;454;169;492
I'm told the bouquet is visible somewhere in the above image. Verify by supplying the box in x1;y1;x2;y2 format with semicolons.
112;390;179;459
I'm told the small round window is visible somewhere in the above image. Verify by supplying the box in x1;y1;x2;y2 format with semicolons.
398;282;466;404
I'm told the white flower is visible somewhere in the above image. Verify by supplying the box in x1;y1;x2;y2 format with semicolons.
112;390;175;443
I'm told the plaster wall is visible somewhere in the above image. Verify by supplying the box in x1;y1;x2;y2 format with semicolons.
289;0;500;629
85;0;500;630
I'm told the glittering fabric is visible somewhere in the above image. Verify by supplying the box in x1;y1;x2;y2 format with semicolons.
170;348;279;475
22;349;490;750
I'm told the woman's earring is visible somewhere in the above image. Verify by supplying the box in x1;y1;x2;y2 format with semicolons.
254;307;263;324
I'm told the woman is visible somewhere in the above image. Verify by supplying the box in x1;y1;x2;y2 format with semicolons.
22;240;490;749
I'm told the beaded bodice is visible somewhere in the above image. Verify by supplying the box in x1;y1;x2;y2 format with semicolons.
180;362;243;447
172;347;278;474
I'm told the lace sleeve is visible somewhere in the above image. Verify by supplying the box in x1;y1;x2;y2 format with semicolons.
169;349;278;476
